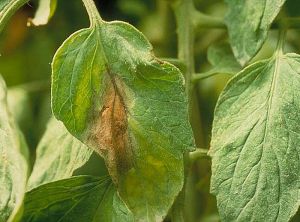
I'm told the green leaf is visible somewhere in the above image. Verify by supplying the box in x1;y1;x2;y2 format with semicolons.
225;0;286;65
7;87;33;133
210;53;300;221
0;75;29;222
22;176;133;222
192;42;241;82
0;0;29;33
51;20;194;220
207;42;241;75
28;118;93;190
29;0;57;26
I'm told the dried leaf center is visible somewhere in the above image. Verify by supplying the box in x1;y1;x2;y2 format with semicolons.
91;76;132;182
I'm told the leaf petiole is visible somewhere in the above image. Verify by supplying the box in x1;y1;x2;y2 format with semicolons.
275;29;287;55
192;10;225;30
189;148;209;163
192;72;232;82
82;0;103;26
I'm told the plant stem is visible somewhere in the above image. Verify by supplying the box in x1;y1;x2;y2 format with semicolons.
172;0;195;106
190;14;300;30
171;0;198;221
192;72;228;82
275;29;287;56
172;0;204;146
192;11;225;29
272;17;300;29
170;197;185;222
82;0;103;26
189;148;209;163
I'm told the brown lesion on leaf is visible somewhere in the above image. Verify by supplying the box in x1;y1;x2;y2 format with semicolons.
89;71;133;183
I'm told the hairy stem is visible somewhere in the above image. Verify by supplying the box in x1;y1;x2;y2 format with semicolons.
173;0;195;101
275;29;287;56
82;0;102;26
191;13;300;30
189;148;209;163
192;72;228;82
192;11;225;29
272;17;300;29
171;0;198;221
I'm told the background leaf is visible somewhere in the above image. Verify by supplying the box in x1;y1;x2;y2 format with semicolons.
7;87;34;142
0;0;29;33
193;41;241;81
210;53;300;221
22;176;133;222
51;20;194;221
27;118;93;190
225;0;286;65
206;42;241;75
29;0;57;26
0;75;29;222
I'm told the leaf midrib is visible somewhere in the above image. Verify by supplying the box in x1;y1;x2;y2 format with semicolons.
236;55;283;221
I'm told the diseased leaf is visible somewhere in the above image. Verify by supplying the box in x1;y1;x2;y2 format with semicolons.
206;42;241;75
22;176;133;222
0;0;29;33
28;118;93;190
225;0;286;65
210;53;300;221
51;20;194;221
0;75;29;222
29;0;57;26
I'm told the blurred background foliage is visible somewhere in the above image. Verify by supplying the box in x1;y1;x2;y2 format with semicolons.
1;0;300;221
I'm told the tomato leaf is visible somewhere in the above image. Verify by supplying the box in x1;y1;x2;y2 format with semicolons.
210;53;300;221
0;75;29;222
7;87;34;138
29;0;57;26
22;176;133;222
0;0;29;33
51;20;194;220
27;118;93;190
206;42;241;75
225;0;286;65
